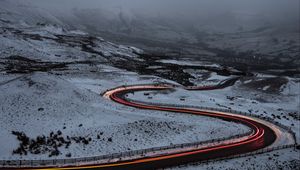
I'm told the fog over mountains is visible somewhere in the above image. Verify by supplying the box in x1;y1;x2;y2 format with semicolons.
1;0;299;69
26;0;300;28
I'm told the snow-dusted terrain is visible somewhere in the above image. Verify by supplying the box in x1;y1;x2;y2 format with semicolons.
0;1;299;169
126;76;300;142
0;1;251;161
0;72;251;160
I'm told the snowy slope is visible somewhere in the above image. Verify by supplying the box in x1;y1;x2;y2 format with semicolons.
0;1;299;169
0;0;250;161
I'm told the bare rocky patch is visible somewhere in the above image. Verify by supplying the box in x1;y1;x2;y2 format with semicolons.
1;55;67;74
12;130;93;158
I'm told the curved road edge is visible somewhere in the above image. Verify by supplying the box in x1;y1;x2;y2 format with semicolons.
1;78;296;170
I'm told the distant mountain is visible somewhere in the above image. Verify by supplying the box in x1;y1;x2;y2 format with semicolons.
0;0;299;69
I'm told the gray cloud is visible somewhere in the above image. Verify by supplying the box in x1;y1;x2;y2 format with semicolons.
30;0;298;16
26;0;298;27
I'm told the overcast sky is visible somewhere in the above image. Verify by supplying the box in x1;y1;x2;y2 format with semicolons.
30;0;299;19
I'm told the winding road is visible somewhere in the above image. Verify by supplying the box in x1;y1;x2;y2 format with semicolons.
99;80;277;170
4;78;283;170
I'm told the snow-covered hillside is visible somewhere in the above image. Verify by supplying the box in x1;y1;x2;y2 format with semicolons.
0;1;299;169
0;0;250;161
